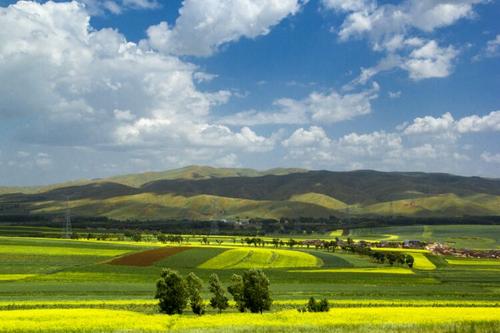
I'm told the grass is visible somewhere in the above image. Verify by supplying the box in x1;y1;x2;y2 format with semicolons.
289;193;348;210
0;307;498;332
198;248;321;269
446;259;500;266
291;267;414;274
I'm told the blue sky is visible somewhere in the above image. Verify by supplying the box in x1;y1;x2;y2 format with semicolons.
0;0;499;185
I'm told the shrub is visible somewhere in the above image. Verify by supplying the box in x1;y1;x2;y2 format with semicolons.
304;297;330;312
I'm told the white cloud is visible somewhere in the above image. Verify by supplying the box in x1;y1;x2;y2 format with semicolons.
485;34;500;57
403;111;500;137
403;112;456;136
144;0;303;56
322;0;375;13
474;34;500;61
0;1;277;165
221;83;379;125
481;152;500;164
388;91;402;99
456;111;500;133
331;0;484;44
282;126;331;147
281;127;472;173
403;40;458;80
326;1;485;85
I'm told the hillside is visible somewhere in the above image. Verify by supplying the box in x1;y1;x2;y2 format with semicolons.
1;167;500;220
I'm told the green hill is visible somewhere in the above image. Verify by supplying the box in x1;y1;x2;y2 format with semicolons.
1;167;500;220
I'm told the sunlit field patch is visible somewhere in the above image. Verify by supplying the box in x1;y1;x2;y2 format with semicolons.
0;307;498;332
198;248;321;269
290;267;414;274
0;244;131;257
0;274;36;281
446;259;500;266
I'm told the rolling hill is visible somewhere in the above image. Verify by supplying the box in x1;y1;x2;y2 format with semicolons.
1;166;499;220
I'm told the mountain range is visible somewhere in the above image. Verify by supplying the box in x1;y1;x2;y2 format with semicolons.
1;166;499;220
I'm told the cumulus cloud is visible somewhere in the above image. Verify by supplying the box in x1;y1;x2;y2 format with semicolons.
0;1;276;164
403;40;458;80
144;0;304;56
282;110;498;172
221;83;379;125
403;111;500;137
328;0;484;44
282;126;331;147
325;0;485;84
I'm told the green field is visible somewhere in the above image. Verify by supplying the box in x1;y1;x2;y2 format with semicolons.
0;234;499;332
349;225;500;249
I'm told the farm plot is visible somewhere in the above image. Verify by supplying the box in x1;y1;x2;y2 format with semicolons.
291;267;414;274
199;248;321;269
108;247;190;266
1;307;499;333
446;259;500;266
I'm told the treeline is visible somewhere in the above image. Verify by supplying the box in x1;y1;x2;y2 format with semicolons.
1;214;499;236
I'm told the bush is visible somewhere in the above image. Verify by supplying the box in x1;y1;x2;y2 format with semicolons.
303;297;330;312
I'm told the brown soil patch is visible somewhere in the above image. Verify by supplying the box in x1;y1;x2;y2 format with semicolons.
108;247;190;266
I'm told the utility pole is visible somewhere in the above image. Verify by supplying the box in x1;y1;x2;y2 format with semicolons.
63;197;72;239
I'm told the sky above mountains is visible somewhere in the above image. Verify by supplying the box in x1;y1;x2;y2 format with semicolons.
0;0;499;185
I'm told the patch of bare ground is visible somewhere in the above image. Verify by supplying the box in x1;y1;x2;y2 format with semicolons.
108;247;190;266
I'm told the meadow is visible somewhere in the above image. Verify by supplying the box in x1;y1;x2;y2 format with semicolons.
0;227;499;332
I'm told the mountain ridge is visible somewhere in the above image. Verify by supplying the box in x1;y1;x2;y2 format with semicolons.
1;166;499;220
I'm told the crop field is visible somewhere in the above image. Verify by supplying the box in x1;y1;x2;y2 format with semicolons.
198;248;321;269
0;234;499;332
349;225;500;249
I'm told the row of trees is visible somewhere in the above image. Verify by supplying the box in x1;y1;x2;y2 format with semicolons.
155;269;272;315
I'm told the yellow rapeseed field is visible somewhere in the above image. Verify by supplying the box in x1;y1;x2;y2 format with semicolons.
0;307;499;332
198;248;321;269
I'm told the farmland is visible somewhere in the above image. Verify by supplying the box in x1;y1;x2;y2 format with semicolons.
0;229;499;332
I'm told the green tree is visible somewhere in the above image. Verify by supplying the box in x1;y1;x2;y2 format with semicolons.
209;273;228;313
155;269;188;315
185;272;205;315
227;274;245;312
405;254;415;268
242;269;272;313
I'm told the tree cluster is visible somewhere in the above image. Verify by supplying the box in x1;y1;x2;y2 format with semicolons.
298;297;330;312
155;268;272;315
